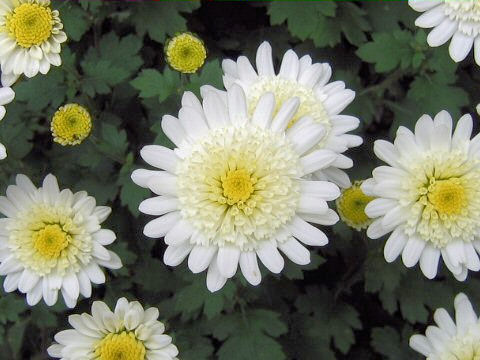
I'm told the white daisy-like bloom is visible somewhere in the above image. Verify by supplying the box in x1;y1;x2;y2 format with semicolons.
48;297;179;360
409;0;480;65
410;293;480;360
0;85;15;159
0;174;122;307
362;110;480;281
0;0;67;86
132;85;341;292
212;41;362;188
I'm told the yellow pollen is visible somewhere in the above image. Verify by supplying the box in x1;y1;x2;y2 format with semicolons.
427;178;466;216
6;3;53;48
32;224;69;259
95;332;146;360
51;104;92;146
221;168;256;205
336;181;375;231
165;32;207;73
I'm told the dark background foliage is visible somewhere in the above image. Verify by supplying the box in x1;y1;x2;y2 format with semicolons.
1;1;479;359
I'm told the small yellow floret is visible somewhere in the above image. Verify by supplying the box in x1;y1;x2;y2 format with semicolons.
165;32;206;73
33;224;69;259
6;3;53;48
427;178;466;216
221;168;256;205
51;104;92;146
336;181;375;231
95;331;146;360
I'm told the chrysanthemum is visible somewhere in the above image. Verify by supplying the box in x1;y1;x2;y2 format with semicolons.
0;85;14;159
0;174;122;307
0;0;67;86
165;32;206;74
48;297;179;360
410;293;480;360
132;85;341;292
362;110;480;281
409;0;480;65
336;181;375;231
51;104;92;146
214;41;362;188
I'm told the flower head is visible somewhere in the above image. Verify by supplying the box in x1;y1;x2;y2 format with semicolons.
410;293;480;360
409;0;480;65
363;110;480;281
48;297;179;360
51;104;92;146
132;85;341;292
215;41;362;188
0;174;122;307
0;0;67;86
165;32;206;74
336;181;375;230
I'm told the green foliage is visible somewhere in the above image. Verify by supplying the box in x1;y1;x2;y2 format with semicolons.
1;1;479;359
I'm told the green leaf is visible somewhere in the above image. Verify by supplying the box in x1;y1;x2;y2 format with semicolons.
0;296;27;325
174;277;235;320
295;286;362;354
81;32;143;96
133;2;200;43
57;2;90;41
185;60;223;96
356;30;416;73
131;68;180;102
14;69;67;111
371;326;419;360
214;309;288;360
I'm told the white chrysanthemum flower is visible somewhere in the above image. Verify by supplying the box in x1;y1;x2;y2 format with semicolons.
132;85;341;292
0;0;67;86
48;297;179;360
0;174;122;307
212;41;362;188
409;0;480;65
410;293;480;360
362;110;480;281
0;85;14;159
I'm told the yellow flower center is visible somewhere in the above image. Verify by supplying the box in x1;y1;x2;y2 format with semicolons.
427;178;466;216
95;332;146;360
32;224;69;259
336;181;375;230
165;33;206;74
6;3;53;48
221;168;256;205
51;104;92;146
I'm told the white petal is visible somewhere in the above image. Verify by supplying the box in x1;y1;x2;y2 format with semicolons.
419;245;441;279
278;238;310;265
161;115;186;148
217;246;240;278
206;259;227;292
255;41;274;77
427;18;458;47
449;31;474;62
454;293;478;335
140;146;178;174
289;216;328;246
402;235;426;268
239;252;261;286
256;241;284;274
163;244;192;267
409;335;433;357
384;227;408;263
252;92;275;129
143;212;181;238
188;245;216;274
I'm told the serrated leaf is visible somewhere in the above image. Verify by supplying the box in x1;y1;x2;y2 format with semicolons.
133;2;200;43
131;68;180;102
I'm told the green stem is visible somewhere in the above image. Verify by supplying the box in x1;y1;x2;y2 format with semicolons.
358;68;406;97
